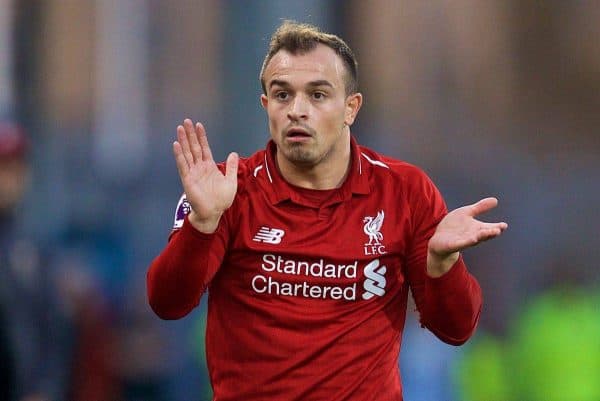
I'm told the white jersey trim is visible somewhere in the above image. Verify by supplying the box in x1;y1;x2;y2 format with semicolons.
361;152;390;169
263;154;273;183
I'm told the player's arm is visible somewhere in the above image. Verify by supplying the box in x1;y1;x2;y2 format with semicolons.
147;213;229;319
147;119;238;319
416;197;506;344
405;173;506;345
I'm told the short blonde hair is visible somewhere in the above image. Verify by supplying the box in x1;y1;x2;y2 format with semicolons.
260;20;359;95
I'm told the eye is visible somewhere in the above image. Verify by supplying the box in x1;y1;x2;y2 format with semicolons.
312;91;326;100
274;91;289;101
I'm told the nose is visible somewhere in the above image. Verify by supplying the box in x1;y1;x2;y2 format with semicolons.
287;95;309;121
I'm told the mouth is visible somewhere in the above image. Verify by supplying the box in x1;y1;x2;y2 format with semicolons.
285;127;313;142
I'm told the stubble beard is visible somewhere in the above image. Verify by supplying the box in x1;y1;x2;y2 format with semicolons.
279;125;321;166
284;143;318;165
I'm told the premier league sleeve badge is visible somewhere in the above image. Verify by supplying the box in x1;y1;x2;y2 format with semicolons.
173;193;192;229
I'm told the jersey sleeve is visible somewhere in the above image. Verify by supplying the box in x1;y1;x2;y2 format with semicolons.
146;193;229;320
403;172;482;345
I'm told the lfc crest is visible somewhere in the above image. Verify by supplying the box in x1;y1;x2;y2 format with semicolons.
363;211;387;255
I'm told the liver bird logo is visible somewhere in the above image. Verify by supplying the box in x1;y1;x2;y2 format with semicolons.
363;211;385;245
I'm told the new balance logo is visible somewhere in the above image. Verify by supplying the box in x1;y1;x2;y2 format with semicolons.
362;259;387;300
252;227;285;244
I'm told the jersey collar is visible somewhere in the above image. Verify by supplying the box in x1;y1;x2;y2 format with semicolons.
262;136;371;206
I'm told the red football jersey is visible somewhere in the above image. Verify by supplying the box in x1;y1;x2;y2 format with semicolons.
147;137;482;401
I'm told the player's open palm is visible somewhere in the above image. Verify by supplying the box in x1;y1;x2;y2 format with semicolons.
173;119;239;232
428;197;508;257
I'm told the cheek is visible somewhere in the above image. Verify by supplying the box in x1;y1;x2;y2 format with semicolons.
266;108;278;124
267;110;284;137
324;106;347;129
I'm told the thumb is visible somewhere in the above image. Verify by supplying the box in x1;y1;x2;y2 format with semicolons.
225;152;239;183
469;197;499;217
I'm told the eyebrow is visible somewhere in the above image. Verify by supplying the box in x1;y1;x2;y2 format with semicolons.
268;79;334;90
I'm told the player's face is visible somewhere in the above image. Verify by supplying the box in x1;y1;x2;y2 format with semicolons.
261;44;361;170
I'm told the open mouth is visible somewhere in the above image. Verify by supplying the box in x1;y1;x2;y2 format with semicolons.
286;127;312;139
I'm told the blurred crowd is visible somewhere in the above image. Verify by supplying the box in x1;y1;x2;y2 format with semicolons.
1;1;598;400
0;121;174;400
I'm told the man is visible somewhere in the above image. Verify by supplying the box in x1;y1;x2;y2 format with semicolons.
147;21;507;400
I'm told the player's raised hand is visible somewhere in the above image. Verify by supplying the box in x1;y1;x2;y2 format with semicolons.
173;119;239;233
427;197;508;277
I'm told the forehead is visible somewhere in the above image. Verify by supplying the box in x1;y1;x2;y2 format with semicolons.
263;44;346;88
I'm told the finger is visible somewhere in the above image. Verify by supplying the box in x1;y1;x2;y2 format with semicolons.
479;220;508;231
173;141;189;178
477;222;508;241
476;227;503;242
195;122;214;162
469;197;499;217
183;119;203;163
183;119;201;163
225;152;239;183
177;124;195;167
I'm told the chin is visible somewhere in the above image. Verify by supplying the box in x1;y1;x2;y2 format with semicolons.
286;147;318;165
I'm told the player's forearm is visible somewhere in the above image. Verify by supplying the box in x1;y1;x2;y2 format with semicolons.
147;219;218;319
421;257;482;345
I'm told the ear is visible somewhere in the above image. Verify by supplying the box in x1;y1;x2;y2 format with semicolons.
344;92;363;126
260;94;268;109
